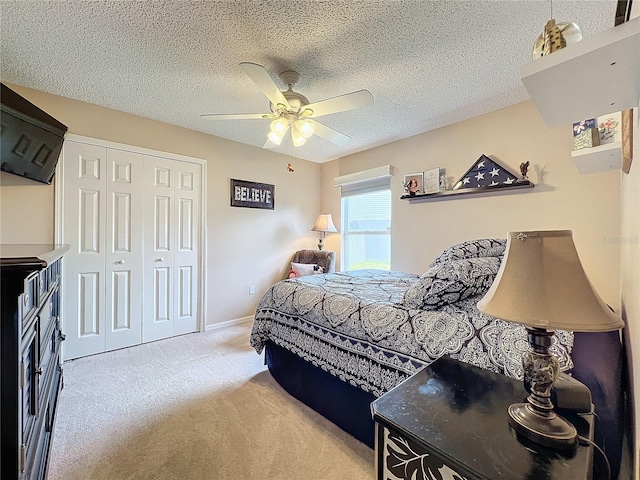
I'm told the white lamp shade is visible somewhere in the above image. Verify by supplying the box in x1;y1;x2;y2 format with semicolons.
267;130;284;145
312;213;338;233
478;230;623;332
291;125;307;146
270;118;289;135
295;119;315;138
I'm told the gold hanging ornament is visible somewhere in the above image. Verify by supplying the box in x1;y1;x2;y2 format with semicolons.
532;1;582;59
542;19;567;55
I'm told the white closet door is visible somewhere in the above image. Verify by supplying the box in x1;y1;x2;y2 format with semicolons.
104;149;144;351
62;141;108;359
143;156;200;342
60;136;204;359
173;160;200;336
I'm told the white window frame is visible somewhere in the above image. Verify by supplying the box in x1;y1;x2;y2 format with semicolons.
335;166;394;272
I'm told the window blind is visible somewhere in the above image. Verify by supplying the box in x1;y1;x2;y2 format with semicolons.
335;165;394;197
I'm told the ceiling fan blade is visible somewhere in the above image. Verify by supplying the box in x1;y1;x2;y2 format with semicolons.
200;113;271;120
308;120;351;146
303;90;374;118
240;62;290;109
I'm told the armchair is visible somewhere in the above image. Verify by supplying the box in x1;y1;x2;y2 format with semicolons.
291;250;336;274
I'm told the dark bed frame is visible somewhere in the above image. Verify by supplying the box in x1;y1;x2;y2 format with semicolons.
264;330;624;479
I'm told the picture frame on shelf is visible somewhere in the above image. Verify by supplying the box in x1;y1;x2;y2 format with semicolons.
403;172;424;196
423;167;441;194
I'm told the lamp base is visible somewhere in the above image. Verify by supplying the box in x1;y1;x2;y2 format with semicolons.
508;403;577;450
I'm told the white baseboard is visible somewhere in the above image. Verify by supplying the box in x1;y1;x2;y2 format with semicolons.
205;315;254;331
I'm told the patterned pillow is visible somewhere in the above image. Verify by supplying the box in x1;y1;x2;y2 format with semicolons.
429;238;506;267
402;256;501;309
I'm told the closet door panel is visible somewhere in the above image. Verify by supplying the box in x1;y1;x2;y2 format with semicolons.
143;156;200;340
62;141;108;359
143;158;175;342
105;149;143;351
173;163;200;335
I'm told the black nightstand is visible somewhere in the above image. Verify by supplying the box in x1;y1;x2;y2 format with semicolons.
371;357;594;480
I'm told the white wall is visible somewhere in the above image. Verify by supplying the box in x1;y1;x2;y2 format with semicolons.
0;84;322;327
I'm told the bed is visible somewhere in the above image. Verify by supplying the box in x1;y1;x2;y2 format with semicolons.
250;239;624;478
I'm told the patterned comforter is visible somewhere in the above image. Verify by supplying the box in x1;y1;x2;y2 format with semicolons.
250;268;574;398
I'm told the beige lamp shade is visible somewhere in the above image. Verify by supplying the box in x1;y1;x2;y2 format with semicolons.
312;213;338;233
478;230;623;332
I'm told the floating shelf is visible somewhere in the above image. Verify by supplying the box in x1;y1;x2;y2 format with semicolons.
521;17;640;128
401;181;534;202
571;141;622;174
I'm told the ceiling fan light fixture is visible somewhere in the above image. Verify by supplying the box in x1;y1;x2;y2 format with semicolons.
270;117;289;135
267;130;285;145
291;126;307;147
295;119;315;139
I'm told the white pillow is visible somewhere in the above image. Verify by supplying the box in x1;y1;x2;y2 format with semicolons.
291;262;317;276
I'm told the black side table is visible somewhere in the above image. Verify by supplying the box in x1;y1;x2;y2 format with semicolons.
371;357;594;480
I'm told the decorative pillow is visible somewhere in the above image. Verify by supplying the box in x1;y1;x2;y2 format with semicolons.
429;238;506;267
291;262;317;277
402;256;501;310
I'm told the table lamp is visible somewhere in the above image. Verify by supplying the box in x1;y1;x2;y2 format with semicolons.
477;230;623;449
312;213;338;250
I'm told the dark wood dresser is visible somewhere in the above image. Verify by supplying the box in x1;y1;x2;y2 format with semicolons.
1;244;69;480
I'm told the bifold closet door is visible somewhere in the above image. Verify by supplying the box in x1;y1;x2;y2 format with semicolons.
142;156;200;343
62;142;143;359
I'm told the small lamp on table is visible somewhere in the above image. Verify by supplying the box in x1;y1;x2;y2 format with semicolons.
312;213;338;251
477;230;624;450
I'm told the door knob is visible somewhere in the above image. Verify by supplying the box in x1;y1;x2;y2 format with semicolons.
115;260;125;265
155;258;164;262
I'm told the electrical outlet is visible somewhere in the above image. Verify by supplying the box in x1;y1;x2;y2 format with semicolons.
249;285;255;295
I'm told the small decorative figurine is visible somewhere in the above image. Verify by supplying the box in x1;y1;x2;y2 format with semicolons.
519;161;530;181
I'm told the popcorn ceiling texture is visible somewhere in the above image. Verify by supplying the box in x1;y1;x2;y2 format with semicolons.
0;1;616;163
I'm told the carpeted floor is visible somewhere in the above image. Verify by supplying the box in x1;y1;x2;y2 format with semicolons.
48;322;374;480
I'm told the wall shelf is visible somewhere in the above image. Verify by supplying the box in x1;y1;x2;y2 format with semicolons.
571;141;622;174
520;17;640;128
401;181;534;202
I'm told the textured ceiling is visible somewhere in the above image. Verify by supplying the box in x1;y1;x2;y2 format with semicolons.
0;1;617;163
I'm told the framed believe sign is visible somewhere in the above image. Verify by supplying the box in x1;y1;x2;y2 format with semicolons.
230;179;275;210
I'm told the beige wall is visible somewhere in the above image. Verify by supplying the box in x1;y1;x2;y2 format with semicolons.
0;84;322;326
330;100;621;307
620;106;639;476
319;159;341;266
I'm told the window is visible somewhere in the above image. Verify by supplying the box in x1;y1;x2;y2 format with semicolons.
341;188;391;271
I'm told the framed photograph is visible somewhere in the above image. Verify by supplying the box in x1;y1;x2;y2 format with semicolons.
403;172;424;196
423;167;441;194
230;178;275;210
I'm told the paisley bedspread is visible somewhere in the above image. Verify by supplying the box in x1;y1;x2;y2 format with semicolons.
250;269;574;398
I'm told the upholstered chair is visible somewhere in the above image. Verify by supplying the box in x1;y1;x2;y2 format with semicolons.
291;250;336;274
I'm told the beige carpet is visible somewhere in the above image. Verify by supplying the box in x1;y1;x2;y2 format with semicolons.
48;322;374;480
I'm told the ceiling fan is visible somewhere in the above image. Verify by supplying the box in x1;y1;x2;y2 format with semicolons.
201;62;374;148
